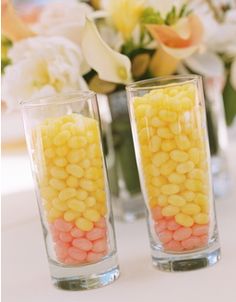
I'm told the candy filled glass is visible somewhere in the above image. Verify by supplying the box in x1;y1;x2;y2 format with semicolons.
21;91;119;290
126;75;221;271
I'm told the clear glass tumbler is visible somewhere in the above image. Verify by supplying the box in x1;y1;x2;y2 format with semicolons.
21;91;120;290
126;75;221;271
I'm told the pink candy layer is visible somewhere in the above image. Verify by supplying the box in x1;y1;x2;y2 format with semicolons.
50;218;108;264
151;206;209;252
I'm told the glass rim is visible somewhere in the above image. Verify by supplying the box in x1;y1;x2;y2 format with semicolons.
126;74;202;91
20;90;96;108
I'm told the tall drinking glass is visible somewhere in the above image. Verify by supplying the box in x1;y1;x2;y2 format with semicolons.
21;91;120;290
126;75;221;271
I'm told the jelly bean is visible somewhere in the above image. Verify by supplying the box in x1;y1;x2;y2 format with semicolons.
85;197;96;207
168;195;186;207
87;252;104;263
185;179;203;192
181;203;201;215
157;195;168;207
79;179;95;192
76;189;89;201
189;148;200;165
170;150;189;162
175;213;194;227
160;160;176;176
55;245;68;259
75;217;93;232
54;157;67;168
92;238;107;253
175;135;191;150
181;236;201;250
155;219;167;232
159;230;172;243
68;247;87;261
161;139;176;152
161;184;179;195
66;176;79;188
53;130;71;146
151;206;163;221
157;127;173;139
52;198;68;212
164;240;183;251
83;209;101;222
72;238;93;251
95;218;107;228
55;146;68;157
192;224;208;236
54;218;73;232
49;178;66;191
169;122;181;135
159;110;177;123
59;232;73;243
152;152;169;167
167;218;180;231
181;191;195;202
68;199;86;212
66;164;84;178
67;149;86;164
194;213;209;224
68;136;87;149
64;210;79;222
50;166;68;180
176;161;194;174
86;228;106;241
168;173;186;184
162;205;180;217
71;227;85;238
41;186;58;201
173;227;192;241
151;175;167;187
59;188;76;201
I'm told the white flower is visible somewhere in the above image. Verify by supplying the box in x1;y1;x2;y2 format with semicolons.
2;36;88;110
147;0;187;18
32;0;93;45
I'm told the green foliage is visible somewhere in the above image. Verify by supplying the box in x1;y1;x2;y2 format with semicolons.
223;75;236;125
1;36;12;74
140;7;164;25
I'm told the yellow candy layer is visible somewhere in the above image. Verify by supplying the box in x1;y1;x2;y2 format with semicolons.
33;114;107;229
133;83;210;227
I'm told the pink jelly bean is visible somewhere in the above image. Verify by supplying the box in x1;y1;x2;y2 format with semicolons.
200;235;208;245
155;219;167;233
192;224;209;236
55;245;68;259
167;219;181;231
152;206;163;221
54;219;73;232
72;238;93;251
92;238;107;253
71;227;85;238
59;232;73;243
55;240;70;249
159;230;172;244
64;257;79;264
173;227;192;241
86;227;106;241
87;252;104;263
95;217;106;228
164;240;184;252
181;236;201;250
68;247;87;261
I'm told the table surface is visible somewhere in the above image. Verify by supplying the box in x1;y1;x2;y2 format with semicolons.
2;147;236;302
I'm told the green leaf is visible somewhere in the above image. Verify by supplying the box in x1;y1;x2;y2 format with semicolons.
141;7;164;25
223;76;236;125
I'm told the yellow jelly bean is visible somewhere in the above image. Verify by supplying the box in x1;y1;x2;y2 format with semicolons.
77;189;89;201
157;127;173;139
95;189;106;203
64;210;79;222
96;178;105;190
188;169;205;181
181;191;196;202
149;197;158;208
151;176;167;187
85;167;102;180
161;184;180;195
53;130;71;146
53;157;67;167
41;186;58;201
88;144;100;158
75;217;93;231
145;164;160;177
80;159;91;169
194;213;209;224
176;161;194;174
175;135;191;150
139;127;154;143
189;148;200;165
66;176;79;188
79;179;95;192
169;122;181;135
68;199;86;212
162;205;180;217
194;193;209;213
185;179;203;192
135;104;152;118
48;208;62;222
83;209;101;222
55;146;68;157
168;195;186;207
68;136;87;149
49;178;66;191
170;150;189;162
86;197;96;207
67;149;86;164
153;152;169;167
168;173;186;184
182;203;201;215
59;188;76;201
158;195;168;206
160;160;177;176
151;117;165;127
161;139;176;152
52;198;68;211
50;166;68;179
149;135;161;152
159;110;177;123
66;164;84;178
44;148;55;159
175;213;194;227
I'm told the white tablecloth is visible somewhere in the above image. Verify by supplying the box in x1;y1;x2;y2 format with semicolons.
2;147;236;302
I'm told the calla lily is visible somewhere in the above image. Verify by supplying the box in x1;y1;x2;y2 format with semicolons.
81;18;132;84
146;14;204;59
2;0;35;41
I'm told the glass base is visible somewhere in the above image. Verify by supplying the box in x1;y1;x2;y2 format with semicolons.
50;253;120;290
151;241;221;272
113;194;145;222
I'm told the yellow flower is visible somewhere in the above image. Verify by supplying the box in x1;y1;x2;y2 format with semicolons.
108;0;146;41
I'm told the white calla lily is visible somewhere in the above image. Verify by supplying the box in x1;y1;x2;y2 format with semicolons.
184;51;225;78
81;18;132;84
